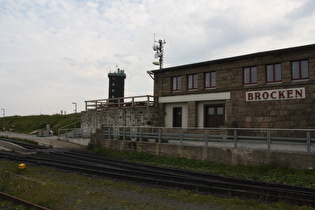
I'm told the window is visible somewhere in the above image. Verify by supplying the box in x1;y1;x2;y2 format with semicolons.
205;72;216;88
172;76;181;91
292;60;309;80
266;64;281;83
188;74;198;90
243;66;257;85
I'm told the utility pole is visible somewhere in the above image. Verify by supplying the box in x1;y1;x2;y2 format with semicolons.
72;102;77;113
1;108;5;131
152;35;166;69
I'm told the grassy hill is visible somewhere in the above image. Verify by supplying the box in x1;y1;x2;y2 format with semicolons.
0;113;81;135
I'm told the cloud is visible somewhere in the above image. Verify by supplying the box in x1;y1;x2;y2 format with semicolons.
0;0;314;116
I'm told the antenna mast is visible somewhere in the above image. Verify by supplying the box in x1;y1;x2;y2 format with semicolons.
152;34;166;69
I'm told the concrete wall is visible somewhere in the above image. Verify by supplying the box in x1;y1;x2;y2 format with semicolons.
91;136;315;170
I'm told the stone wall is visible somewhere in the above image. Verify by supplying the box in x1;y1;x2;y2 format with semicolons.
152;44;315;129
227;86;315;128
81;106;162;134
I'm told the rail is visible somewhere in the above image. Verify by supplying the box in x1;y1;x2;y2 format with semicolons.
101;126;315;153
0;192;49;210
58;128;92;139
85;95;156;110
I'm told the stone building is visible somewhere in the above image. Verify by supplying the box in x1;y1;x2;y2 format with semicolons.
150;44;315;129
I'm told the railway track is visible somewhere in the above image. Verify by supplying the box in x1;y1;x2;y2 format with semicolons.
0;192;49;210
1;138;315;207
0;138;48;150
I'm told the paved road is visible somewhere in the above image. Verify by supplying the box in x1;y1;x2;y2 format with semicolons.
0;131;85;150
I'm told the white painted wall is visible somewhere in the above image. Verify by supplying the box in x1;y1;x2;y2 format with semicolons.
165;103;188;128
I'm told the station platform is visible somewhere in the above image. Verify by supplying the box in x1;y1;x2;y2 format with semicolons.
0;131;86;150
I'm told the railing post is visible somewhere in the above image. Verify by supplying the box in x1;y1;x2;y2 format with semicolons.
108;127;111;140
306;132;311;153
205;131;209;146
267;131;271;151
158;128;161;144
139;128;142;142
123;127;126;141
233;130;238;148
180;129;183;145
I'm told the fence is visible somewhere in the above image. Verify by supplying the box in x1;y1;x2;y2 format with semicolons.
85;95;156;110
58;128;93;139
101;126;315;153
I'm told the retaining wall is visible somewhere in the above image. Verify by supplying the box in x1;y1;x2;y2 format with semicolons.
81;107;161;135
91;135;315;170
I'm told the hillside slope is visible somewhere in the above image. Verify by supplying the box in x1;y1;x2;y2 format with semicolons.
0;113;81;135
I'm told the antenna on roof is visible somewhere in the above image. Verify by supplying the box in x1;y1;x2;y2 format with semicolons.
152;33;166;69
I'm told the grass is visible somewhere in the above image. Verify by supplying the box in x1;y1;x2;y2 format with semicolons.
0;160;313;209
1;113;81;134
90;146;315;189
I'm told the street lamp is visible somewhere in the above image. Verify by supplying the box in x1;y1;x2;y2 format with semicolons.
1;108;5;131
72;102;77;113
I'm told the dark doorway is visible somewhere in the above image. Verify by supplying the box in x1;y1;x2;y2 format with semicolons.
173;107;182;127
204;104;225;127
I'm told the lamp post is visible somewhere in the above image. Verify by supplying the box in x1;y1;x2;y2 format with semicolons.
1;108;5;131
72;102;77;113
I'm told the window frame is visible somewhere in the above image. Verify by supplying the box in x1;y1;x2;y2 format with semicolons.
187;74;198;90
291;60;309;80
266;63;282;83
205;71;216;89
172;76;181;92
243;66;257;85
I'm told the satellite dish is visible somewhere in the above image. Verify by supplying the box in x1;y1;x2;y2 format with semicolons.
154;52;162;59
153;61;160;65
153;45;160;51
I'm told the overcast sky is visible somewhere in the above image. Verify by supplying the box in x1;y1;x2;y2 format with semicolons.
1;0;315;116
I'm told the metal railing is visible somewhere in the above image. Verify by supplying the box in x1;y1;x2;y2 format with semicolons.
100;126;315;153
85;95;156;110
58;128;92;139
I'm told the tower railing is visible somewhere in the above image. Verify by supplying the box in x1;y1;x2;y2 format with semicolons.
85;95;156;110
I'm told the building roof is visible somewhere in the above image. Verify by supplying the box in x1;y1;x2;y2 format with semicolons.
150;43;315;73
108;68;126;77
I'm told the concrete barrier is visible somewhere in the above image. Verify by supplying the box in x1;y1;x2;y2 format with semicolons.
94;138;315;170
59;137;90;146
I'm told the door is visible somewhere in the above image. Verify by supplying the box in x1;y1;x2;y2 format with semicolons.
173;107;182;127
204;104;225;127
